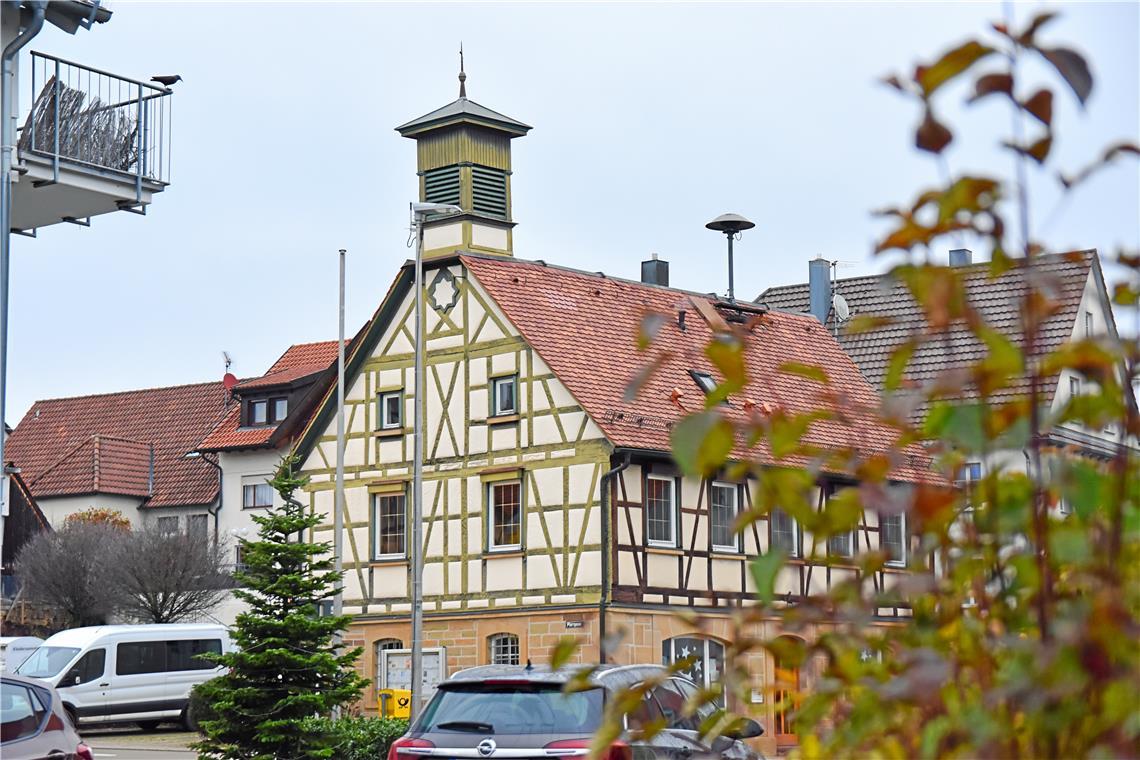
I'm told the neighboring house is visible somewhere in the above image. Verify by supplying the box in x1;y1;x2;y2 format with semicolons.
3;382;229;533
1;470;49;600
195;341;340;568
760;248;1133;485
290;81;931;755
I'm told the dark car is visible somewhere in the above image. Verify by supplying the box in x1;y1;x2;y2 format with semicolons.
388;663;764;759
1;673;94;760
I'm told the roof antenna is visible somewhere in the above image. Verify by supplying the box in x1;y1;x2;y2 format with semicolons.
458;42;467;98
705;213;756;303
222;351;232;374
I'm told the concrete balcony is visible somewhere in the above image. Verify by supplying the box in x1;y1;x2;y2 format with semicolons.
10;51;172;233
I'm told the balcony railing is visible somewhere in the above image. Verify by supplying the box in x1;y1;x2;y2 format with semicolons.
18;51;172;198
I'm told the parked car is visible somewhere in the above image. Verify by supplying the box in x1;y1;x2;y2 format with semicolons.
15;623;232;730
1;673;93;759
0;637;43;673
388;663;764;759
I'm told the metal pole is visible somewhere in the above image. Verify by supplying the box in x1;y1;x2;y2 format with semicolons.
726;233;735;302
2;3;48;560
410;210;426;721
334;248;346;621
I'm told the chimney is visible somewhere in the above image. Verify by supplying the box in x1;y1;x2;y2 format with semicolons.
641;254;669;287
808;256;832;323
949;248;972;267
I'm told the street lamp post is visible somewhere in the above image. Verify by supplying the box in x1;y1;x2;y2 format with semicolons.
408;202;461;721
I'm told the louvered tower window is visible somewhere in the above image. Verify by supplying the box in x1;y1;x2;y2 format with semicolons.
423;166;461;206
472;165;508;218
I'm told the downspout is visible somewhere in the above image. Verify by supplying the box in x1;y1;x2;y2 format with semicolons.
599;450;631;663
190;451;224;542
1;1;47;564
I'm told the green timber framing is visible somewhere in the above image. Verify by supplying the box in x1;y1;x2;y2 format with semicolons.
292;253;613;617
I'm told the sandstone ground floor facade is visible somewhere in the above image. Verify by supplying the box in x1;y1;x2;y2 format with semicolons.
343;604;852;757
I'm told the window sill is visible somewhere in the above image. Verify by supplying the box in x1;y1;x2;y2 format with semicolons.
646;545;682;556
487;413;520;426
370;557;408;567
242;506;272;511
709;550;743;559
372;428;406;439
485;549;524;559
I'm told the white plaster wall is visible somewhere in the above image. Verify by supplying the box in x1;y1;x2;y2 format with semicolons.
35;493;146;528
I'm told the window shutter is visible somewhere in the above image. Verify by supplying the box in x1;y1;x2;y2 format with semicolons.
424;166;461;206
471;165;508;218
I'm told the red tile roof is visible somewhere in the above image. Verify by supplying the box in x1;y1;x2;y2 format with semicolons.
463;255;930;482
198;341;339;452
5;382;229;508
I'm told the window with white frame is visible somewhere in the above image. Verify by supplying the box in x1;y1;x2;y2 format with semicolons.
372;493;406;559
828;530;853;558
881;513;907;566
1085;310;1093;337
709;482;740;552
491;375;518;417
1070;376;1081;398
488;633;520;665
645;475;676;547
770;508;799;556
956;462;983;508
662;636;726;707
378;390;403;430
243;479;274;509
488;480;522;550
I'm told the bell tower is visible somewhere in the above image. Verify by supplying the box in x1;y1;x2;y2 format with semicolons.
396;49;531;259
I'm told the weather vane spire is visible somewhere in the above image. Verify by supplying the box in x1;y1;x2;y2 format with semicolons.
458;43;467;98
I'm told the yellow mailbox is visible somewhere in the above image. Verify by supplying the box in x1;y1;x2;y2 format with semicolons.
378;688;412;719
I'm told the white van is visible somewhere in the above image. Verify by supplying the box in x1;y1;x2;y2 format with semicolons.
14;624;231;729
0;636;43;672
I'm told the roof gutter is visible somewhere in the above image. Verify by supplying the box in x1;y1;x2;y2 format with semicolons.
599;449;632;663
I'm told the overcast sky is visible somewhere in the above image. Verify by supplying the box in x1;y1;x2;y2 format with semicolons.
5;1;1137;421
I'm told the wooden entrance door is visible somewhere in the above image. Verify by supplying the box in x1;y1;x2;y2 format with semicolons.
772;644;801;747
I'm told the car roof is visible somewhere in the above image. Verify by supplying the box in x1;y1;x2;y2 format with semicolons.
40;623;227;647
2;672;57;690
444;663;669;688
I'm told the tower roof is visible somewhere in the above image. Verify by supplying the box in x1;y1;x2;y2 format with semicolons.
395;96;532;138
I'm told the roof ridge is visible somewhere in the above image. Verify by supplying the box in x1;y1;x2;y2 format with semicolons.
459;253;821;324
762;248;1097;294
30;379;224;406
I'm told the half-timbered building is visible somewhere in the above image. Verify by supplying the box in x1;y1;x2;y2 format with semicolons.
292;79;931;755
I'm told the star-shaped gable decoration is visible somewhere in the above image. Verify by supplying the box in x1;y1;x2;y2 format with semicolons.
428;268;460;313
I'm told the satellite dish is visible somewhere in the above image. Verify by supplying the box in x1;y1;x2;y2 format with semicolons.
832;293;850;322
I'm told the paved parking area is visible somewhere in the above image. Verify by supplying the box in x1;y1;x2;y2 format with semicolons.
81;725;196;759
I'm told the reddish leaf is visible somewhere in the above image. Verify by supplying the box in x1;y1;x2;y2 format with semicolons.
881;74;905;92
1017;11;1058;46
1040;47;1093;105
916;109;953;154
916;40;995;97
1004;135;1053;164
969;72;1013;103
1022;88;1054;125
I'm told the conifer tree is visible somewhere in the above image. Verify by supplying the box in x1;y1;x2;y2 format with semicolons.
194;455;366;760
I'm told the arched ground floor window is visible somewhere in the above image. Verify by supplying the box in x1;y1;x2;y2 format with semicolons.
662;636;726;707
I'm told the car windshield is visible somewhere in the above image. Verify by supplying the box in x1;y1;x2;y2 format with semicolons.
420;684;603;735
16;647;80;679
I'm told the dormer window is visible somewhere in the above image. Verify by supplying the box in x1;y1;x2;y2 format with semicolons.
689;370;716;395
248;396;288;427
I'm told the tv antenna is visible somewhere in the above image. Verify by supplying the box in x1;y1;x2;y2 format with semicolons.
222;351;232;373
